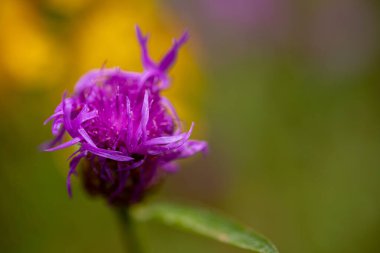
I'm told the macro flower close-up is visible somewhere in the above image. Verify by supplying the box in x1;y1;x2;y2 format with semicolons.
43;27;207;206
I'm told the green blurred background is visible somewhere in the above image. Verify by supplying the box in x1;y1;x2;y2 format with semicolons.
1;0;379;252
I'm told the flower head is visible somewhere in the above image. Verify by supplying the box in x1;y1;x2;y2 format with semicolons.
43;26;207;206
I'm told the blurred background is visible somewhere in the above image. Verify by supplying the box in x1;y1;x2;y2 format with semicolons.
1;0;379;252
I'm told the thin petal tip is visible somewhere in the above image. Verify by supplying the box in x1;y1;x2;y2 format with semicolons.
135;25;148;43
178;31;189;46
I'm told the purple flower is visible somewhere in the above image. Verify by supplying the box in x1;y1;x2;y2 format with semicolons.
43;26;207;206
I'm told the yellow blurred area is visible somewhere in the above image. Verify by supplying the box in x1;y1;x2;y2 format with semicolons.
73;1;163;72
0;0;61;86
44;0;92;14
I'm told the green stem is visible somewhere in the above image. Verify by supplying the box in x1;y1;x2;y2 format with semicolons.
116;208;143;253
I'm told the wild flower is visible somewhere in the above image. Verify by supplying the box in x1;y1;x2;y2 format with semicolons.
44;26;207;206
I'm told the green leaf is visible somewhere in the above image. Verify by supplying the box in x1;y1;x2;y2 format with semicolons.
131;202;279;253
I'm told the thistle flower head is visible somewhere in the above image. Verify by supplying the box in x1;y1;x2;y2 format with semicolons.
43;26;207;206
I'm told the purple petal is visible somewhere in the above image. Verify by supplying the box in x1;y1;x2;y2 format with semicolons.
144;133;186;146
62;95;75;136
147;122;194;155
176;140;208;158
44;110;63;125
76;107;97;125
78;127;96;147
67;152;85;197
134;90;150;146
158;31;189;72
52;118;64;136
40;127;65;151
161;122;194;150
135;25;156;69
125;96;133;146
140;91;150;141
81;143;134;162
44;137;81;152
